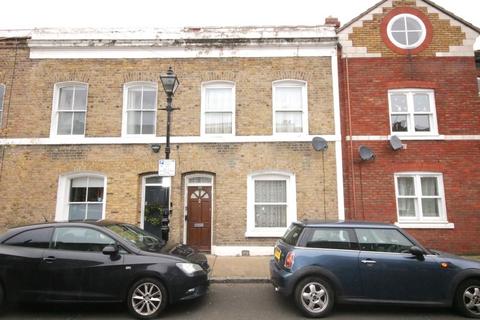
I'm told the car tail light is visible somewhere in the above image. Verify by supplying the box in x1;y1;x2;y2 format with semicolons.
284;251;295;269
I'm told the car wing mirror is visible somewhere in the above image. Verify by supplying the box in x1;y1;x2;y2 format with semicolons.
102;244;119;256
409;246;425;260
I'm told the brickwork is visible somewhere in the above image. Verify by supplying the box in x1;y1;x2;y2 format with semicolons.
341;56;480;136
342;140;480;254
340;1;480;254
348;0;465;57
0;143;339;246
0;43;334;138
0;37;340;249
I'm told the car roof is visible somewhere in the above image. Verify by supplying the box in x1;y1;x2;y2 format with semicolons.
5;220;125;232
295;220;397;229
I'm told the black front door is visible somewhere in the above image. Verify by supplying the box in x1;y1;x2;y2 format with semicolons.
143;177;170;240
43;227;126;301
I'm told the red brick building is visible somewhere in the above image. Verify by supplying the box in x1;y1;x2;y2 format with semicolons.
338;0;480;254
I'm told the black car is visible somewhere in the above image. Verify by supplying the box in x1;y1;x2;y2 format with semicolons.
0;220;209;319
270;220;480;318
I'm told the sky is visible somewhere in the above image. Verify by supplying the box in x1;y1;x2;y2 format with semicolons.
1;0;479;48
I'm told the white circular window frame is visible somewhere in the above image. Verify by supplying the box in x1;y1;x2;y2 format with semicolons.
387;13;427;50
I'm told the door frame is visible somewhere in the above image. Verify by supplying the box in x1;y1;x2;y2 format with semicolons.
183;173;214;248
140;174;171;229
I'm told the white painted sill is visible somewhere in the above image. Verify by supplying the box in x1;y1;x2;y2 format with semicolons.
395;222;455;229
390;134;445;141
245;230;286;238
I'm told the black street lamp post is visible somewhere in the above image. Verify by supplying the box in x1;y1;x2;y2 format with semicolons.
159;67;180;159
158;67;179;242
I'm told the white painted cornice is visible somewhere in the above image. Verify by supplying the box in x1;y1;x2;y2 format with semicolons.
22;25;338;59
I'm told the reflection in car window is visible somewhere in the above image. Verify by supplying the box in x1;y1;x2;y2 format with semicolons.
355;228;413;253
304;228;357;250
4;228;53;249
52;227;115;252
282;224;304;246
107;224;164;252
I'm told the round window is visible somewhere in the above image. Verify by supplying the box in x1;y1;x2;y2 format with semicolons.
387;14;426;49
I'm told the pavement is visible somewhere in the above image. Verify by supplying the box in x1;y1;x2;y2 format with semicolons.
206;254;480;283
207;255;271;283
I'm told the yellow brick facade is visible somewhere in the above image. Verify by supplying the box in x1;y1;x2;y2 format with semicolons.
0;39;340;251
0;47;334;138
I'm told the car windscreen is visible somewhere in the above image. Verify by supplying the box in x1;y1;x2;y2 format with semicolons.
106;224;165;252
281;224;304;246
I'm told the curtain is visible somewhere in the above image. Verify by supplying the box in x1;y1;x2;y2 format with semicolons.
205;87;233;134
421;177;439;217
397;177;416;217
390;94;407;112
275;87;302;110
73;86;87;110
276;111;302;133
127;111;141;134
59;87;74;110
205;88;232;111
414;94;430;112
205;112;232;134
254;180;287;228
127;86;143;109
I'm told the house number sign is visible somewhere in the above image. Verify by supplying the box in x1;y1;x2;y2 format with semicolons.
158;159;176;177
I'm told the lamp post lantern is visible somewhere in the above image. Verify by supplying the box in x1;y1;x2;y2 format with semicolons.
160;67;180;159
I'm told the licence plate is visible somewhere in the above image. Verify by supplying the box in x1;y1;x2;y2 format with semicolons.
274;247;281;261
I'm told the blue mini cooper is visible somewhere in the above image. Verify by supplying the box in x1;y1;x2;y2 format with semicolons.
270;220;480;318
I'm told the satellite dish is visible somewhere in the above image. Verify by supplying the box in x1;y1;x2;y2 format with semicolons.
359;145;375;161
312;137;328;151
389;135;403;151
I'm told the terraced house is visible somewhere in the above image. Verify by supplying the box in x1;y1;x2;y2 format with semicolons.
0;25;344;255
0;0;478;256
338;0;480;254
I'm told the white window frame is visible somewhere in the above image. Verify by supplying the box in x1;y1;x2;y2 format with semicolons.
0;84;5;128
200;81;235;136
477;77;480;95
394;172;451;228
387;13;427;49
246;171;297;237
272;80;308;135
122;81;158;137
55;172;107;222
388;89;438;136
50;81;88;137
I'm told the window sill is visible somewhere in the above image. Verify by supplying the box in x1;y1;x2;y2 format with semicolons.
245;229;286;238
395;222;454;229
273;132;309;137
389;134;444;141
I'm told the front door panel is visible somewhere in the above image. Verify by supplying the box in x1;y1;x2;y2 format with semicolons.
187;186;211;251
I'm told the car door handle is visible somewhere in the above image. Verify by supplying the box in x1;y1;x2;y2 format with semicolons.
361;259;377;265
43;256;57;263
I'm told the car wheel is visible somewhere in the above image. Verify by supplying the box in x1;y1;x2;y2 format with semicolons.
294;277;334;318
127;278;167;320
456;279;480;319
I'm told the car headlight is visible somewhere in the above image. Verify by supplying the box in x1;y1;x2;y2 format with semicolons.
176;263;203;275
